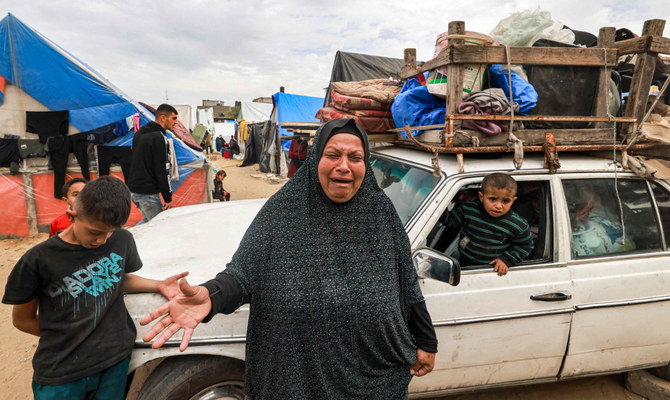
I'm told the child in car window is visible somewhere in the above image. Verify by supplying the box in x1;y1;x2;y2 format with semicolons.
443;173;533;276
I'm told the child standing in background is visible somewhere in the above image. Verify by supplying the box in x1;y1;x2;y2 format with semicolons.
49;177;87;237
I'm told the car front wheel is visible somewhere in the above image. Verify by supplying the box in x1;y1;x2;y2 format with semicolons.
137;355;245;400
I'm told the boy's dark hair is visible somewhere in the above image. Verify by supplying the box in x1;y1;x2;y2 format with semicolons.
155;103;178;118
216;170;227;178
481;173;517;195
62;177;88;198
75;176;131;227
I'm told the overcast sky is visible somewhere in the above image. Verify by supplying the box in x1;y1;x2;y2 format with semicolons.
2;0;668;108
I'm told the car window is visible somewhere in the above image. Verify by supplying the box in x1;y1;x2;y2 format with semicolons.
370;155;440;224
562;179;661;258
425;180;552;269
651;181;670;250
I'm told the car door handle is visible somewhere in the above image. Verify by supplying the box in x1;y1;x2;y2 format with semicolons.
530;292;572;302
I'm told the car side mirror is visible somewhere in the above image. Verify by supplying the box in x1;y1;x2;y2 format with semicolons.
412;247;461;286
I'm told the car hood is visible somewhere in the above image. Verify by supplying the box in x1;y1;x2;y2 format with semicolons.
129;198;267;284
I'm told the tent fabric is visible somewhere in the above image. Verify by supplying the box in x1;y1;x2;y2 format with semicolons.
0;13;203;166
0;14;152;133
192;124;208;145
240;102;272;122
241;121;269;167
0;167;209;238
0;14;210;236
214;121;236;139
0;173;28;237
271;92;323;151
197;107;215;133
324;51;406;107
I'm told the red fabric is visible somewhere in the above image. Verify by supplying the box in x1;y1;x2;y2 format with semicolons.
0;174;28;237
331;90;392;111
331;103;393;118
2;167;209;236
316;107;395;133
0;75;5;105
49;213;71;237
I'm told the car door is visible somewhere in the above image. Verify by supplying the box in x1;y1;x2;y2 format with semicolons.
408;175;574;394
560;176;670;378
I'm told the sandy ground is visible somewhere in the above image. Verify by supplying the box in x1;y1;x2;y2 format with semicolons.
0;156;645;399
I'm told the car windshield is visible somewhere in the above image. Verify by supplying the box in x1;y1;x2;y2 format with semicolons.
370;155;441;224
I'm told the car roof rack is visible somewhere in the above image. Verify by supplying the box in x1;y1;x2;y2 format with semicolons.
282;19;670;175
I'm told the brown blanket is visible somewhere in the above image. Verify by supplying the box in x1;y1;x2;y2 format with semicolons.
316;107;395;133
331;79;401;103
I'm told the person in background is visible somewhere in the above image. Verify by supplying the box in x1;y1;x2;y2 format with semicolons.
227;137;240;157
127;104;177;224
287;136;308;178
204;132;213;154
49;177;87;237
212;170;230;202
141;118;437;399
220;136;228;157
3;176;187;400
215;135;223;153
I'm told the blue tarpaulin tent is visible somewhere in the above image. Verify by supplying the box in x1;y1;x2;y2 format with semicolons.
0;13;202;166
0;13;208;236
271;92;323;151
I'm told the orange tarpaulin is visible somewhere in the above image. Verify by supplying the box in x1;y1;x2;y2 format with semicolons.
0;174;28;237
0;168;209;238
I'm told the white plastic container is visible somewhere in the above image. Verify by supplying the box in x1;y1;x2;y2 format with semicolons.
426;31;497;99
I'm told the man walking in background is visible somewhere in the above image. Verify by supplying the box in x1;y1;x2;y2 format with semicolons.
127;104;177;223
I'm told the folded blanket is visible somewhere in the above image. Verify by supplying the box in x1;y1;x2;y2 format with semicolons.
331;79;401;103
331;90;391;111
316;107;395;133
458;89;518;136
331;103;393;118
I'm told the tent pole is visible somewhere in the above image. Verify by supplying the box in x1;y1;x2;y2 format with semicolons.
22;172;39;236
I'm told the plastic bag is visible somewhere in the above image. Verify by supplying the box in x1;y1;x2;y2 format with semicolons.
391;74;445;138
490;8;573;47
531;21;576;47
489;64;538;115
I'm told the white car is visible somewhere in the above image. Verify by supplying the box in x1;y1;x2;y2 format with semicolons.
126;147;670;399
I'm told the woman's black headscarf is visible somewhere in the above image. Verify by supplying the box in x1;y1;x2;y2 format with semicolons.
217;118;424;399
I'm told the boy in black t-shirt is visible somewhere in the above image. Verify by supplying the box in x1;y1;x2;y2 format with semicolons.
3;176;187;399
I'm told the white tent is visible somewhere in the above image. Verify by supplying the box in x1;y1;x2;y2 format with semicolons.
239;102;272;122
214;121;236;140
197;107;215;133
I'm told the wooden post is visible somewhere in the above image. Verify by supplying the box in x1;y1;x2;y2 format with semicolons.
594;27;616;128
22;172;39;236
404;48;417;69
446;21;465;131
623;19;666;136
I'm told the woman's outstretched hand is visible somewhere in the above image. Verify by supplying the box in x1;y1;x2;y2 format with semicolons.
140;278;212;351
